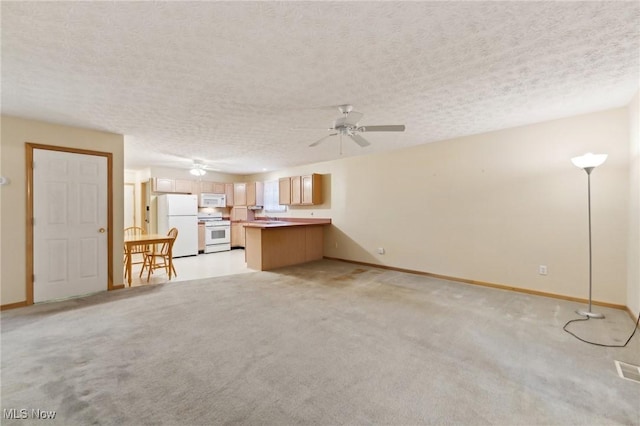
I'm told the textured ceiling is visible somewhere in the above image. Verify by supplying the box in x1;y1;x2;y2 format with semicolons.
2;1;639;174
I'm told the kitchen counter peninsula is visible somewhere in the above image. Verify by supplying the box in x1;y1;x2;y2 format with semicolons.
244;218;331;271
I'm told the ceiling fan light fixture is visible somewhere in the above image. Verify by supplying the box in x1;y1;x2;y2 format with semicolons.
190;161;207;176
190;167;206;176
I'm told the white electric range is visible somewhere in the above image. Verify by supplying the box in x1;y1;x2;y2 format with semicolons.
198;212;231;253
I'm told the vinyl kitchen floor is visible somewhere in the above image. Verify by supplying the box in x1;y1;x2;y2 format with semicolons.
126;248;253;287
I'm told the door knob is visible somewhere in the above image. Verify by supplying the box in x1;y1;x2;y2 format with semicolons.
99;228;106;233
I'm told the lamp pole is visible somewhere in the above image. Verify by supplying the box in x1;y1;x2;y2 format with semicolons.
571;153;607;319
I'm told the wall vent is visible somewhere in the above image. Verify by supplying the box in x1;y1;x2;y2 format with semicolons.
614;360;640;384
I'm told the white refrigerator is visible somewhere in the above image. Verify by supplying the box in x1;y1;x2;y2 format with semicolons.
156;194;198;257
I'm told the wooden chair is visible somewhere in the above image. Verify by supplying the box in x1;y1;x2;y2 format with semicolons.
140;227;178;282
124;226;146;280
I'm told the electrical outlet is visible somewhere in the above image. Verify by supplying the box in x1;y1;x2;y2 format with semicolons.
539;265;548;275
377;247;385;255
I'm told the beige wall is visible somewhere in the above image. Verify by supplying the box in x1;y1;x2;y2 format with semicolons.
2;106;632;308
250;107;630;305
628;91;640;317
1;115;125;305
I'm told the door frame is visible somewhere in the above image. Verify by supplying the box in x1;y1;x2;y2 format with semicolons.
25;143;114;305
141;180;149;233
124;182;136;228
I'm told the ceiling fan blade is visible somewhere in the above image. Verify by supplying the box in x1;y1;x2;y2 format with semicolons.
344;111;363;126
349;134;371;147
309;133;337;147
358;125;406;132
291;126;334;130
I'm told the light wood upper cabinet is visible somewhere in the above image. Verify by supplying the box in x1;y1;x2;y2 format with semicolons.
151;177;193;194
200;181;215;193
196;181;233;207
285;173;322;205
152;178;175;193
225;183;234;206
234;183;247;206
291;176;302;205
246;183;256;207
246;181;264;207
234;182;264;207
200;181;226;195
279;177;291;205
174;179;193;194
213;182;226;194
301;174;322;205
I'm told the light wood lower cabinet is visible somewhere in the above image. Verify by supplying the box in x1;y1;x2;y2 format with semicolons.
231;222;245;248
198;223;205;253
245;225;324;271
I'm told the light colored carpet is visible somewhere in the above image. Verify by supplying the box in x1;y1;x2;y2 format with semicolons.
1;259;639;425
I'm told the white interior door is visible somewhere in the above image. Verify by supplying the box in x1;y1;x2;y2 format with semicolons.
33;149;108;302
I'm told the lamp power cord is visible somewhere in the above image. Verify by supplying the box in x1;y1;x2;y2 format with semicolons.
563;311;640;348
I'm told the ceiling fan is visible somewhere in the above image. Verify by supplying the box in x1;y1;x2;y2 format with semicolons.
187;159;230;176
189;160;209;176
309;105;405;149
157;153;223;176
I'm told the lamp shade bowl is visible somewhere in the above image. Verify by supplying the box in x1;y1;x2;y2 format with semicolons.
571;153;607;169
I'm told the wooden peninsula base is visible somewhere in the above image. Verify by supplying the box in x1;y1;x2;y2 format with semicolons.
244;220;330;271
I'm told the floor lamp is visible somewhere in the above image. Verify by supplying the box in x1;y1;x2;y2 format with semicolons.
571;152;607;319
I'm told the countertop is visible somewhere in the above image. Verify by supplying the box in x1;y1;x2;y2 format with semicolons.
243;218;331;229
